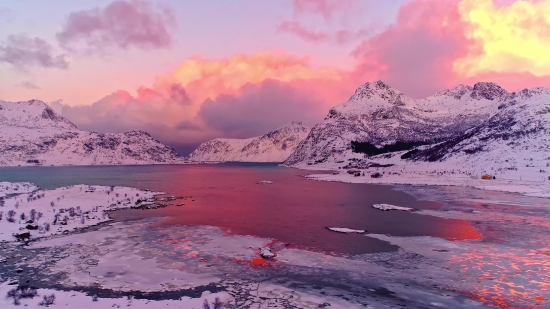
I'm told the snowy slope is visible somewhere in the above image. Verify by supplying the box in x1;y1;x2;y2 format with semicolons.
408;87;550;171
285;82;550;198
284;81;508;166
0;100;187;166
188;122;310;162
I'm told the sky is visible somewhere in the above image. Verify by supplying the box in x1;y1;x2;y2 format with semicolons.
1;0;550;154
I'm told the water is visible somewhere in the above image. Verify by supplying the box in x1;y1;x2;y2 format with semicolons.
0;163;479;254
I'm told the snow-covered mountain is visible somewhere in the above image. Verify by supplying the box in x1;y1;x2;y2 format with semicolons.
284;81;509;166
188;122;310;162
407;87;550;170
0;100;187;166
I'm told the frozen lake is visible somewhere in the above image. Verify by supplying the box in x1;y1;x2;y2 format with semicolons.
0;163;549;308
0;163;479;254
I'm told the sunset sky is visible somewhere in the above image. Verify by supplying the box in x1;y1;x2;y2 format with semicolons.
1;0;550;154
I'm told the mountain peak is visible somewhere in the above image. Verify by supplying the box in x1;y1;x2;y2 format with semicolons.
471;82;508;101
0;100;77;130
349;80;406;105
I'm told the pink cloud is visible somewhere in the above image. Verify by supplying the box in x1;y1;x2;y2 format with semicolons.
278;21;374;45
51;52;350;154
292;0;355;20
56;0;175;52
350;0;550;97
0;34;68;70
351;0;472;97
278;21;330;43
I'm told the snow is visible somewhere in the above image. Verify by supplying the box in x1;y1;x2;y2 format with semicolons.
372;204;414;211
326;227;365;233
283;81;550;198
189;122;310;162
0;182;38;198
260;247;275;258
0;282;233;309
0;100;188;166
284;81;506;166
0;184;161;242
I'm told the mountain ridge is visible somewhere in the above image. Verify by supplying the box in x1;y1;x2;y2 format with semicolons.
284;80;546;169
0;99;187;166
189;122;310;162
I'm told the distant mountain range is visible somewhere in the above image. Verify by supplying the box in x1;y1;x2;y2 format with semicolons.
0;100;187;166
188;122;310;162
284;81;550;172
5;79;547;171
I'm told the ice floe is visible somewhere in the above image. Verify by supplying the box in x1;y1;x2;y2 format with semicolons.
372;204;414;211
326;227;365;233
260;247;276;258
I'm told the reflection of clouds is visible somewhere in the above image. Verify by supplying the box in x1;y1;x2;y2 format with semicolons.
449;244;550;308
393;185;550;308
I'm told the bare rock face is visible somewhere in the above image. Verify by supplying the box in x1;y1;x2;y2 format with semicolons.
0;100;187;166
188;122;310;163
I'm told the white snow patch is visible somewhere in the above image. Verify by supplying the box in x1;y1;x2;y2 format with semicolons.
326;227;365;233
0;282;233;308
0;184;161;242
260;247;275;258
372;204;414;211
0;182;38;198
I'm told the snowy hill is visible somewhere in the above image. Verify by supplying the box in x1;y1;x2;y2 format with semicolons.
188;122;310;162
407;87;550;170
0;100;187;166
284;81;509;166
285;82;550;198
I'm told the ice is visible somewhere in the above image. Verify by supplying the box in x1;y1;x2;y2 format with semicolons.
1;181;548;308
372;204;414;211
0;282;233;308
0;182;38;198
326;227;365;233
0;184;161;242
260;247;275;258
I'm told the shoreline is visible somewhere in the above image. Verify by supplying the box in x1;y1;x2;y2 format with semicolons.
291;165;550;199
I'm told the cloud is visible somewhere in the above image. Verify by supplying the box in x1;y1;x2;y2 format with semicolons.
281;0;374;45
278;21;373;44
349;0;550;97
352;0;470;98
0;34;69;70
56;0;175;52
0;7;12;24
20;81;41;89
51;52;349;153
455;0;550;77
154;51;342;104
198;79;328;137
291;0;355;20
278;21;330;43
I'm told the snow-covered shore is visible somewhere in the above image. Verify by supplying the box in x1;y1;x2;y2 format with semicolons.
0;184;161;242
0;182;38;198
302;163;550;199
0;282;232;309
